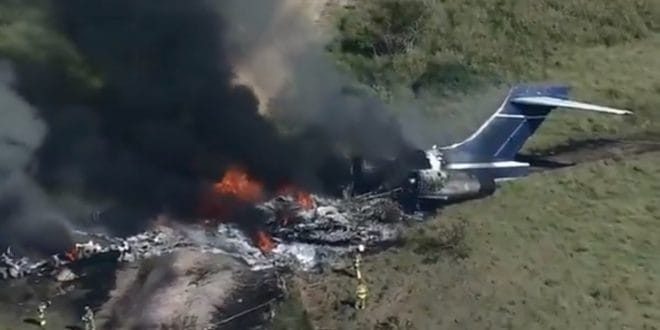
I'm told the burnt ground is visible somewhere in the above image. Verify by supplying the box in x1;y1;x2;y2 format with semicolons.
0;251;283;330
211;270;284;330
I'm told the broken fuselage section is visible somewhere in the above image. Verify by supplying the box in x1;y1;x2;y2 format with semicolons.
349;83;633;209
349;147;496;209
400;147;496;205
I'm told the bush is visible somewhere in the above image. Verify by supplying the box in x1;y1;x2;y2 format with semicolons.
329;0;660;96
0;0;103;98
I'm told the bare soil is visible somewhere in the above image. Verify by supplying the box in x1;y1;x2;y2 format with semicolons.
0;250;281;330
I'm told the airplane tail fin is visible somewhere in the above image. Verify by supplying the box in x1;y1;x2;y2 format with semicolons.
441;84;631;177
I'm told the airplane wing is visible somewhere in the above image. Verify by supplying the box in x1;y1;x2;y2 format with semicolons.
511;96;633;115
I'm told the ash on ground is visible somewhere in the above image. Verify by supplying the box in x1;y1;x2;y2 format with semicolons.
0;193;421;329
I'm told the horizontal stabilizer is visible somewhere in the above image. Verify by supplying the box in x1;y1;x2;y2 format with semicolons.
511;96;633;115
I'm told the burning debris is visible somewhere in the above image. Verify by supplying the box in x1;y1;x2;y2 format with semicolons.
0;229;191;280
0;0;427;291
214;166;265;203
0;191;419;282
0;1;430;327
1;158;421;286
258;194;413;246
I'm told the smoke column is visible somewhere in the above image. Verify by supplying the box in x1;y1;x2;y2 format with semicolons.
218;0;501;153
219;0;414;159
0;0;420;236
0;61;73;255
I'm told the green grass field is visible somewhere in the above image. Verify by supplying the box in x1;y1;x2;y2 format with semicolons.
527;34;660;150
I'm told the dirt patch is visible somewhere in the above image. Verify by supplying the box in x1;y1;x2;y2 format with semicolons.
520;138;660;172
96;250;241;329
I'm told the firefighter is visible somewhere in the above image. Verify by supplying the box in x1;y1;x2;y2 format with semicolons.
82;306;96;330
355;279;368;310
353;244;368;309
353;244;365;280
36;300;50;327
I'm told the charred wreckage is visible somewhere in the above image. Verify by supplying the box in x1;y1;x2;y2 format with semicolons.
1;192;418;281
0;84;633;283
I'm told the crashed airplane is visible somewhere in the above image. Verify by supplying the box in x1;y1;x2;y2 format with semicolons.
0;84;635;281
350;84;633;209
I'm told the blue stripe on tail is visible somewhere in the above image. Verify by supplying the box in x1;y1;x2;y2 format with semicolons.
442;84;570;164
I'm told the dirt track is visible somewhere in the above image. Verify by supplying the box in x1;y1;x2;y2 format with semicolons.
520;137;660;172
96;251;239;329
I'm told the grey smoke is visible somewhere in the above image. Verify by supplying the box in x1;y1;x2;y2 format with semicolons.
0;61;73;255
217;0;507;153
6;0;406;236
395;85;511;147
218;0;417;158
0;61;45;181
0;0;499;246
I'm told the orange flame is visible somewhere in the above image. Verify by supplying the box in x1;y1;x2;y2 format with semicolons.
195;166;281;252
254;230;275;253
199;166;265;218
64;246;77;261
213;166;264;202
295;191;314;209
277;184;315;210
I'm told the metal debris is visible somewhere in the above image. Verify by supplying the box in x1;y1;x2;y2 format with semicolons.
1;194;417;281
0;230;193;280
54;267;77;282
258;194;416;245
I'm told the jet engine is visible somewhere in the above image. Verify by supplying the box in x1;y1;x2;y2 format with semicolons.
403;169;496;202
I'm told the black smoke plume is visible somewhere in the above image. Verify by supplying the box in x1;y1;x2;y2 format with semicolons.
4;0;417;236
